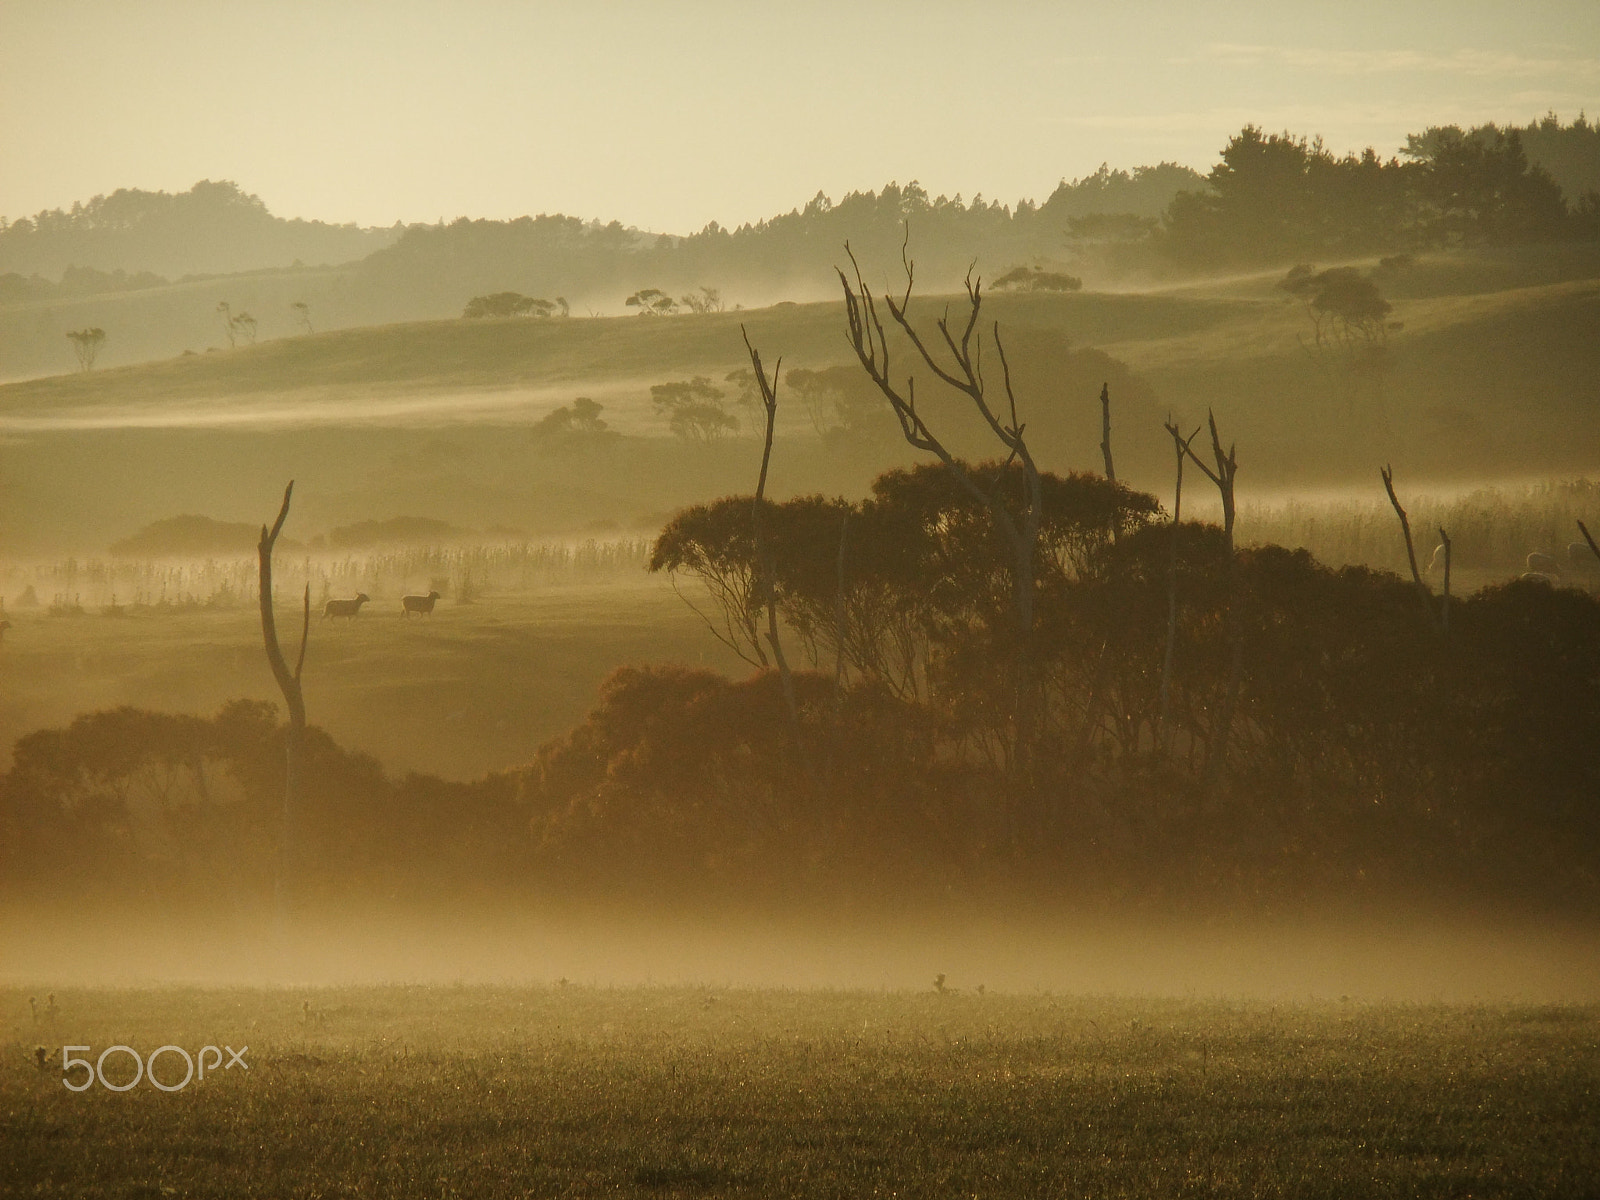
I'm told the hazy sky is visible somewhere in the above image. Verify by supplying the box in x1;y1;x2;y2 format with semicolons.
3;1;1597;233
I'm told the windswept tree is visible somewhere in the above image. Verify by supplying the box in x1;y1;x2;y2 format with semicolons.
679;286;724;314
783;365;890;444
462;291;557;318
626;287;679;316
990;266;1083;293
289;300;313;334
65;326;105;370
652;376;737;442
532;396;615;446
216;301;256;347
1280;265;1393;358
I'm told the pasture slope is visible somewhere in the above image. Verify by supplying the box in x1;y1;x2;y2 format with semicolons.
0;242;1596;540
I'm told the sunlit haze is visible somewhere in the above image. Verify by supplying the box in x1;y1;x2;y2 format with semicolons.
3;0;1598;231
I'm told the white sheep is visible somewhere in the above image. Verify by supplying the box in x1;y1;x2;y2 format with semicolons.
401;590;441;617
322;593;371;619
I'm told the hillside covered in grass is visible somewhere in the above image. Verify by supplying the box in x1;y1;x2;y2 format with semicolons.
1;238;1597;556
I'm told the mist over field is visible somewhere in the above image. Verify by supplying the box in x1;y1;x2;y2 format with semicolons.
4;8;1600;1194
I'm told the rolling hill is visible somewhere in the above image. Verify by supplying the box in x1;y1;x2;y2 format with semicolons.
1;243;1596;555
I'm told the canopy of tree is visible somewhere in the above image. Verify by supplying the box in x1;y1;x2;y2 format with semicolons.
990;266;1083;293
462;292;562;318
1161;120;1590;266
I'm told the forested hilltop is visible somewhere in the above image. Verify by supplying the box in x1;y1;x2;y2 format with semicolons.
1;115;1595;380
0;179;400;283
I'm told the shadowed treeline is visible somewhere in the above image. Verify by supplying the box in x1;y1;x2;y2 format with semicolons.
4;463;1596;917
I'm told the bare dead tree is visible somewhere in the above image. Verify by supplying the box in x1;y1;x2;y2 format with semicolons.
741;326;808;773
1437;525;1452;636
258;481;309;919
1579;520;1600;564
1178;411;1238;545
1381;465;1438;629
1158;419;1201;753
1099;383;1115;481
837;239;1043;803
1176;411;1241;782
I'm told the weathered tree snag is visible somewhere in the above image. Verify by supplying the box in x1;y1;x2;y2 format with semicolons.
741;327;808;778
258;481;309;919
1158;419;1201;755
1437;525;1452;637
1099;382;1115;482
1579;519;1600;564
1177;411;1240;784
837;238;1043;837
1381;464;1438;629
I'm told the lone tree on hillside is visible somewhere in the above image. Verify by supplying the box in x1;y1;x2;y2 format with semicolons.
65;327;105;370
463;292;561;319
216;301;257;347
990;265;1083;293
680;286;724;314
626;288;679;316
652;376;738;442
532;396;616;445
290;300;313;334
1280;265;1393;361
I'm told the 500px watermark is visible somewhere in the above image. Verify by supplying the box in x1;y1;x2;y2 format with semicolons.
60;1044;248;1092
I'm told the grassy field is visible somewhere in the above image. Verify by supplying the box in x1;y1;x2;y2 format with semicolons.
2;983;1596;1198
0;574;743;780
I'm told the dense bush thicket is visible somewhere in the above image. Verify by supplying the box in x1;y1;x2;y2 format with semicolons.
0;701;524;907
7;462;1595;913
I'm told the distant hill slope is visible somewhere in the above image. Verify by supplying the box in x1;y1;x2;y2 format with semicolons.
0;180;400;280
1;243;1595;475
0;246;1596;556
0;169;1206;381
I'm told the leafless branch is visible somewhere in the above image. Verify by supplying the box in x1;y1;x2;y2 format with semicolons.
1381;464;1437;628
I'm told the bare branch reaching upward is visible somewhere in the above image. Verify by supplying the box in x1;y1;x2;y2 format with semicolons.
1579;520;1600;564
1381;464;1437;628
258;480;307;921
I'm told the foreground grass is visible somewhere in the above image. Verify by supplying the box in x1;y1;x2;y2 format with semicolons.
2;986;1595;1198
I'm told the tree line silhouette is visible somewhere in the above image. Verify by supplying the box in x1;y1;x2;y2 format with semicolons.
3;474;1595;912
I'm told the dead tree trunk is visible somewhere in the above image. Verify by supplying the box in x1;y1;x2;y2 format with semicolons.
1177;412;1240;785
1100;383;1115;482
1158;420;1201;756
1437;525;1452;637
258;482;309;920
1381;464;1439;630
742;327;810;783
1579;520;1600;564
837;238;1042;839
